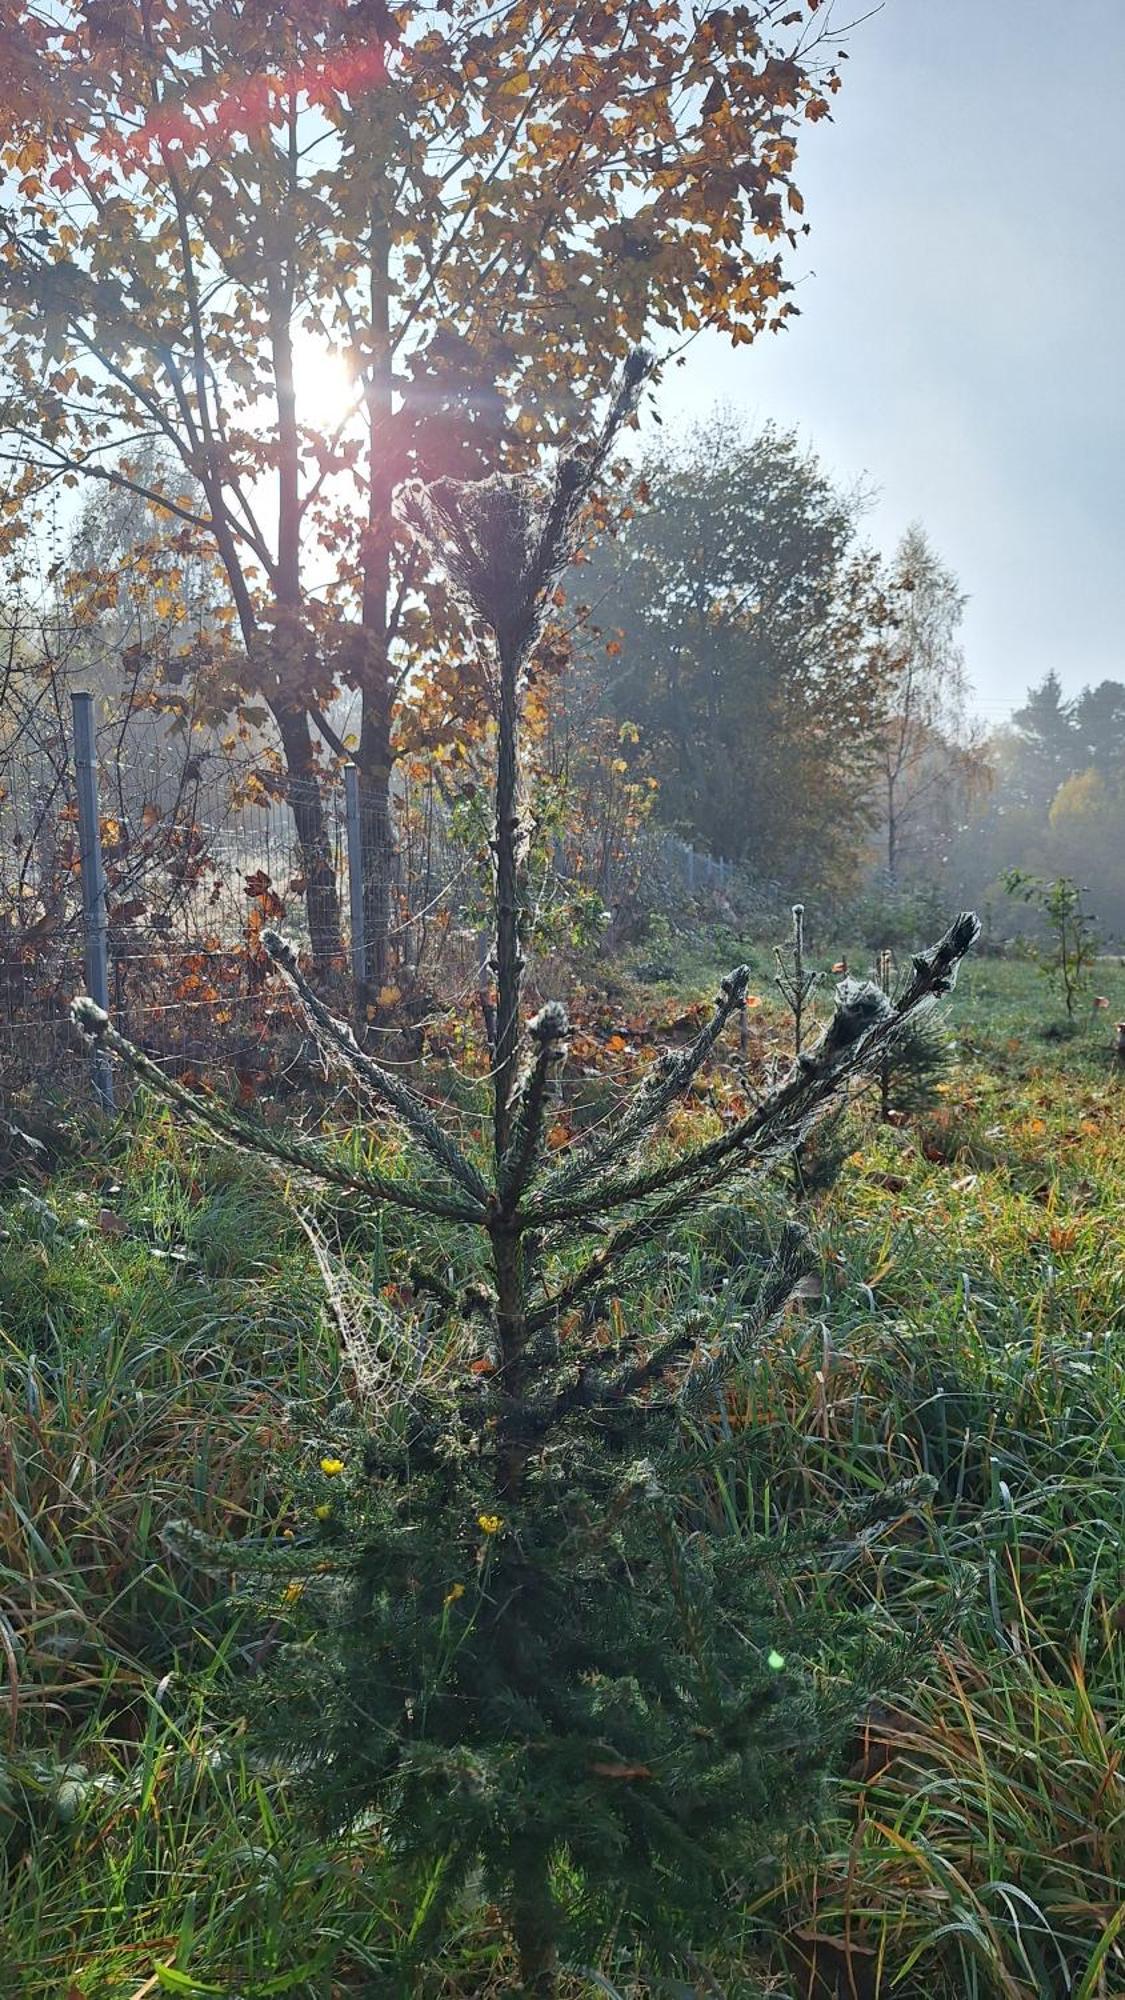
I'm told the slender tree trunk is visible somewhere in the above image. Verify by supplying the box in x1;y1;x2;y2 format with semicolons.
354;203;398;998
356;697;396;994
510;1848;559;1999
493;635;525;1162
273;703;344;979
266;185;343;980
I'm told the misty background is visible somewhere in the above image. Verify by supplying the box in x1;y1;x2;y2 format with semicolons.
670;0;1125;722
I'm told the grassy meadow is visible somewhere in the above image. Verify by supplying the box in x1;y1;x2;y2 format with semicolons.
1;950;1123;1999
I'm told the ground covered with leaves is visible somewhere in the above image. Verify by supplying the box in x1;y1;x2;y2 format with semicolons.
1;955;1123;2000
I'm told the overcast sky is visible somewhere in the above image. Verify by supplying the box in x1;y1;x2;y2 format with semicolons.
663;0;1125;720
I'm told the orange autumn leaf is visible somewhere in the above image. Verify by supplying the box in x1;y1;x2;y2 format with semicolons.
1048;1224;1079;1253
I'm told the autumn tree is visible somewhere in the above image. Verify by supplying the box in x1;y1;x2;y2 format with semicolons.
876;524;986;884
0;0;845;980
1044;769;1125;937
563;413;893;894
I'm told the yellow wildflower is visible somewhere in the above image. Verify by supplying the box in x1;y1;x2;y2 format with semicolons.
282;1580;305;1604
320;1456;345;1477
444;1582;466;1606
477;1512;502;1536
314;1503;332;1521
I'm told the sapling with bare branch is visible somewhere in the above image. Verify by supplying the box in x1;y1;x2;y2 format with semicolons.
771;901;850;1191
1005;870;1100;1023
773;902;821;1058
74;356;979;1996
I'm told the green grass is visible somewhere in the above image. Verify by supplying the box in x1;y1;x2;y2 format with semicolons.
1;960;1123;1997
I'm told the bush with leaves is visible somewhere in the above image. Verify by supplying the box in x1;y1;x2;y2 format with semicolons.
75;359;979;1996
1005;870;1100;1022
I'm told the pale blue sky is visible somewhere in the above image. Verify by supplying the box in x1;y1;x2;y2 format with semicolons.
664;0;1125;718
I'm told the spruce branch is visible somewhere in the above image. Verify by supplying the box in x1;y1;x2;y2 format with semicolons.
554;1458;661;1563
161;1517;349;1580
538;1322;704;1430
530;915;980;1230
602;1322;707;1406
69;999;483;1224
261;930;490;1209
899;910;981;1001
535;964;751;1207
520;920;979;1323
498;1000;570;1207
679;1224;810;1408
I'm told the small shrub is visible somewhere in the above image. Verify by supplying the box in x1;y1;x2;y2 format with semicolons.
1005;871;1100;1020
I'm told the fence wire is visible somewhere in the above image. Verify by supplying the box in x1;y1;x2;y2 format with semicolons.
0;712;466;1104
1;699;748;1111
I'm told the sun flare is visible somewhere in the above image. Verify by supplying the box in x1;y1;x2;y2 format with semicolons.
293;340;360;438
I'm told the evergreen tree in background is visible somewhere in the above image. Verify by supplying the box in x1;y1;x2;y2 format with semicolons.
1071;680;1125;781
1010;672;1080;809
75;361;979;1995
1008;672;1125;804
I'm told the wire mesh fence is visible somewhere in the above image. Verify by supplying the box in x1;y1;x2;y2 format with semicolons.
0;697;454;1107
1;693;749;1112
2;756;315;1104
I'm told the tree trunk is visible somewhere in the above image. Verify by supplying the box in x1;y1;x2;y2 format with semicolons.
265;228;344;984
510;1848;559;2000
356;206;397;1000
273;704;343;980
356;703;396;995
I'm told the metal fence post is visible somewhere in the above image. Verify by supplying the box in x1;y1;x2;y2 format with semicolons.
72;690;115;1112
344;763;367;1019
